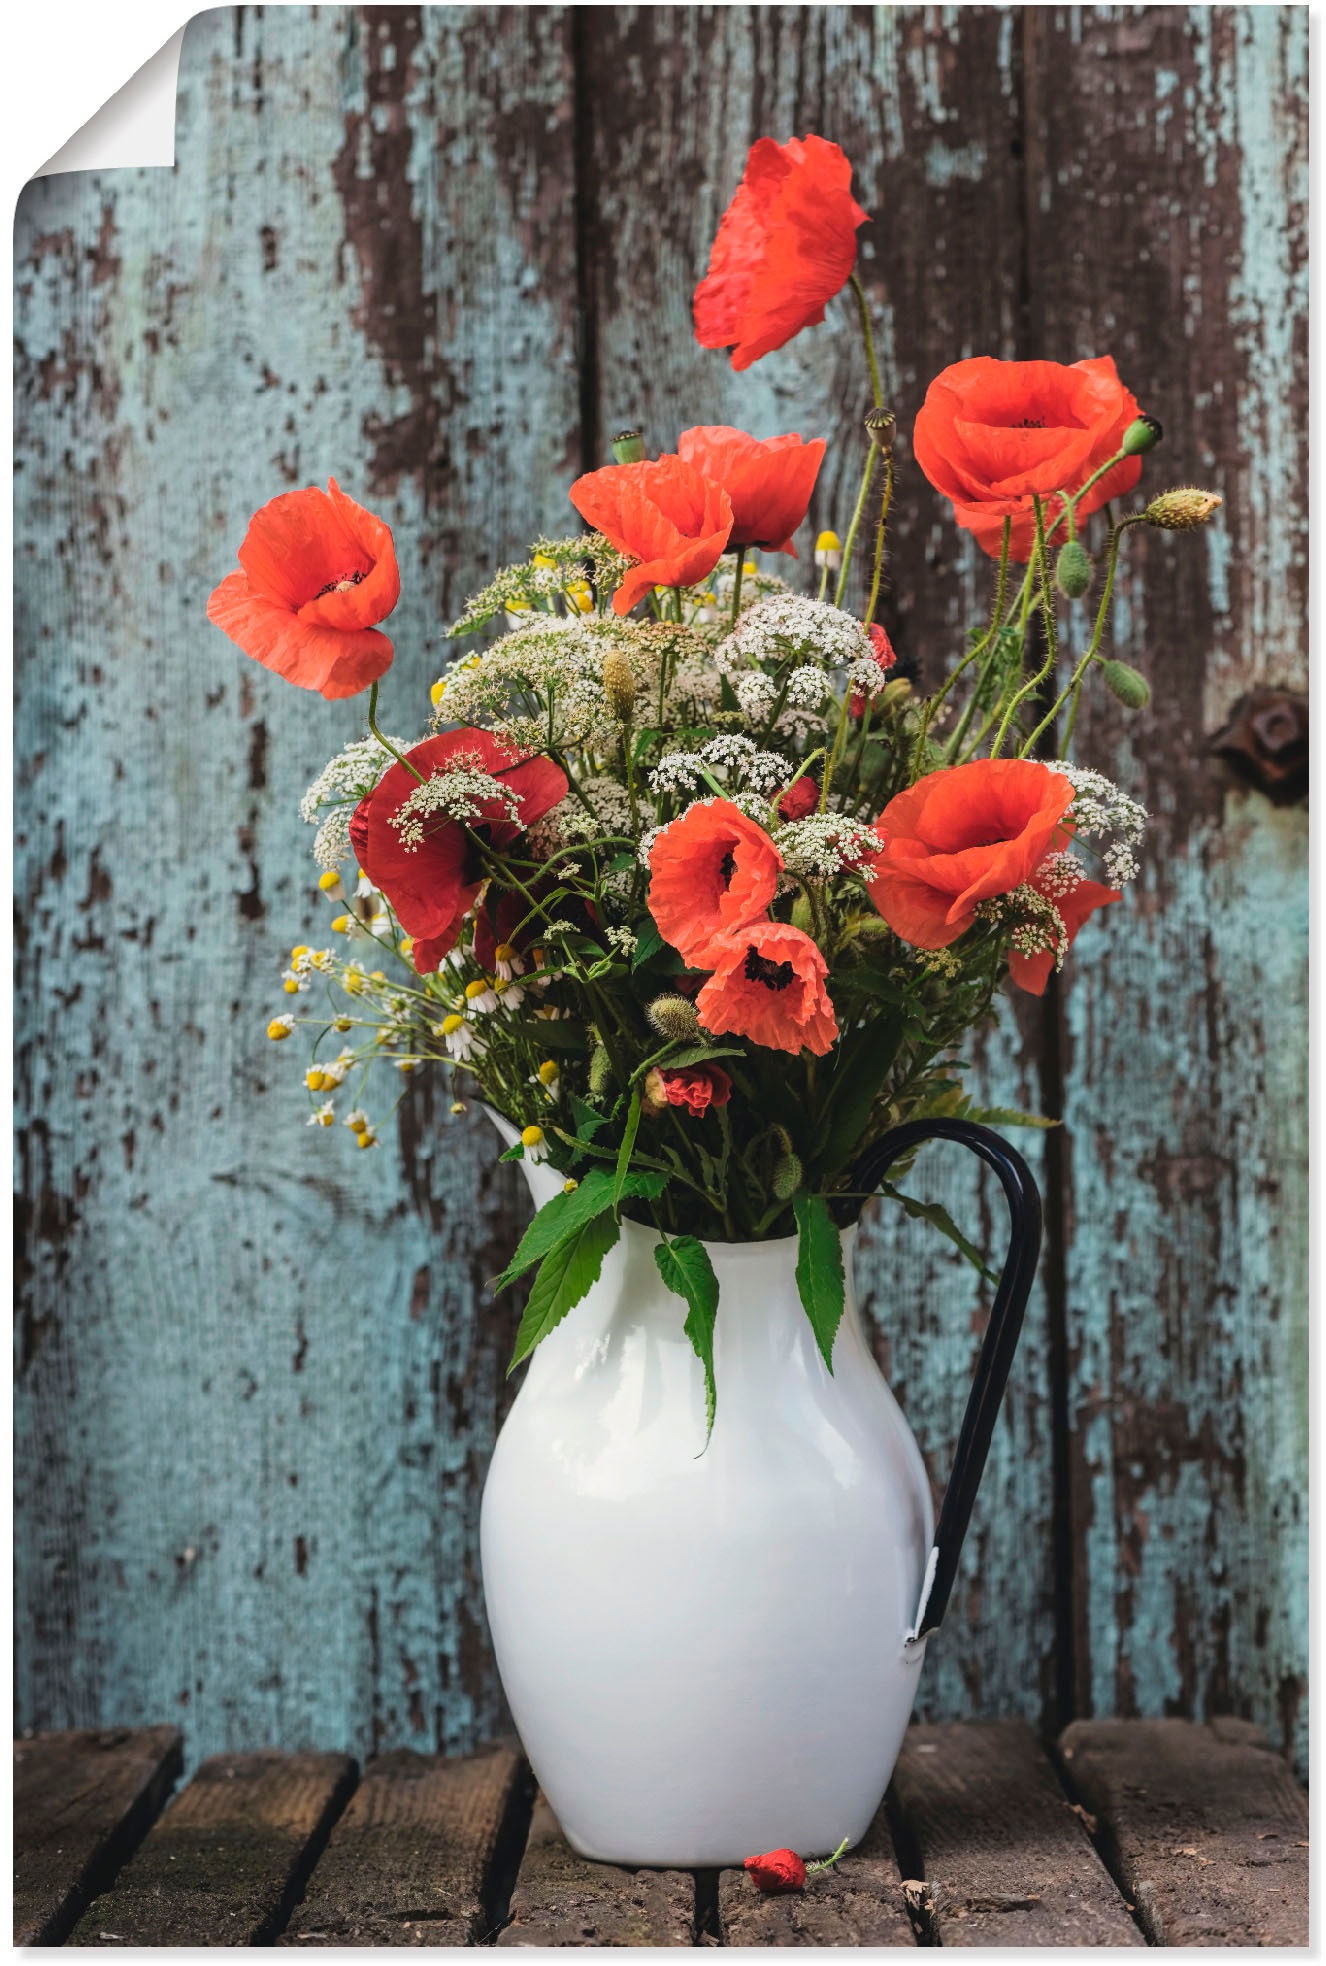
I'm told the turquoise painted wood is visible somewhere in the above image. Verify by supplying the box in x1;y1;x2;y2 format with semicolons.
15;5;1307;1775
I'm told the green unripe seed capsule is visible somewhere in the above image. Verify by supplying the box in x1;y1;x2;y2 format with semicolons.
588;1042;612;1098
1054;539;1092;599
645;994;700;1042
772;1153;803;1201
791;892;815;935
1101;659;1151;709
611;429;646;464
1121;414;1163;456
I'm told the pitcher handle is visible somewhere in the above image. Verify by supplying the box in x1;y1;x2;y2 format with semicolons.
849;1117;1043;1644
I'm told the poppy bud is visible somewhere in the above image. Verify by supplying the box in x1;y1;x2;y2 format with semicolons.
864;406;895;456
1100;658;1151;709
588;1042;611;1098
646;994;700;1042
778;775;821;822
814;530;842;570
1054;540;1092;599
745;1848;807;1894
791;892;815;934
772;1152;803;1200
1143;487;1223;530
601;648;636;723
611;429;646;465
1121;414;1163;456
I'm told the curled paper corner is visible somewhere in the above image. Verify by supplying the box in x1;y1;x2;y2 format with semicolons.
37;25;185;177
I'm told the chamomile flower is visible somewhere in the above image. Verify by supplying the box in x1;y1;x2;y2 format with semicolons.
492;942;525;982
520;1124;550;1164
464;977;500;1015
307;1101;336;1127
438;1014;482;1062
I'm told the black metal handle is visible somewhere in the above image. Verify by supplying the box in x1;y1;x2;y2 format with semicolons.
850;1118;1042;1642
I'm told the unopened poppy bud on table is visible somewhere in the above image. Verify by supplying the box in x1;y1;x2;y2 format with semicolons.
1054;539;1092;600
1121;413;1163;456
1100;658;1151;709
814;530;842;569
1143;487;1223;530
611;429;647;464
744;1848;807;1894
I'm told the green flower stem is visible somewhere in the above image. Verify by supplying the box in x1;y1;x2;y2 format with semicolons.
924;519;1012;768
850;272;884;409
833;448;879;609
806;1837;851;1874
729;551;746;626
989;498;1059;759
367;680;424;779
1021;516;1143;757
862;453;894;629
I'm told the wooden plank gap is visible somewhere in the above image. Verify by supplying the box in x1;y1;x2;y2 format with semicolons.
497;1794;696;1947
716;1794;915;1947
14;1726;184;1946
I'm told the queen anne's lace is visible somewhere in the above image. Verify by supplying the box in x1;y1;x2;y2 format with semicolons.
715;595;872;675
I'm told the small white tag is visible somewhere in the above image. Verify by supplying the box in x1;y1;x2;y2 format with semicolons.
904;1544;940;1646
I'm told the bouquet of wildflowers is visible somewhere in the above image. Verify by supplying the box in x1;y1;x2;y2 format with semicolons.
209;133;1218;1423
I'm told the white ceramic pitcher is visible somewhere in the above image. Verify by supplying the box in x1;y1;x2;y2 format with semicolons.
479;1112;1039;1867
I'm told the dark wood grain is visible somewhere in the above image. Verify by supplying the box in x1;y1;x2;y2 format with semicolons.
283;1743;525;1945
497;1796;695;1947
67;1750;354;1946
14;1727;183;1945
889;1720;1138;1945
717;1797;915;1946
1060;1717;1308;1945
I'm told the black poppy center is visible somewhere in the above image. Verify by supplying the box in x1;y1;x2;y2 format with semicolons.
719;849;737;886
744;946;795;992
314;567;368;599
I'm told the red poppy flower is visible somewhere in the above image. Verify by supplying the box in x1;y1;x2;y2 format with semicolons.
1008;860;1120;996
697;921;838;1057
648;798;783;967
744;1849;807;1894
912;357;1143;560
777;775;820;822
676;427;826;555
569;456;733;614
694;136;869;371
644;1062;733;1117
351;731;567;974
865;758;1075;950
850;622;898;716
208;479;400;699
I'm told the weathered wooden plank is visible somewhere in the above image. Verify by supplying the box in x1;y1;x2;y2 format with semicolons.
716;1796;914;1947
888;1720;1138;1945
1024;6;1309;1772
283;1743;524;1945
14;1727;183;1945
498;1795;695;1947
67;1749;354;1946
583;0;1059;1743
14;3;578;1770
1060;1717;1308;1945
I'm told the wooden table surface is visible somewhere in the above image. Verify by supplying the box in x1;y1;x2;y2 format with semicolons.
14;1717;1307;1947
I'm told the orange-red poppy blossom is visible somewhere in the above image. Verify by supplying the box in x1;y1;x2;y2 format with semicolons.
850;621;898;716
912;357;1143;560
648;798;783;967
644;1062;733;1117
676;426;826;555
696;921;838;1057
350;730;567;974
1008;862;1120;996
694;135;869;372
569;455;733;614
865;758;1075;949
208;479;401;699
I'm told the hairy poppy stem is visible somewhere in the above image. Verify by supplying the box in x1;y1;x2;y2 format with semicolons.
862;453;894;628
366;681;424;780
730;551;745;626
849;273;884;410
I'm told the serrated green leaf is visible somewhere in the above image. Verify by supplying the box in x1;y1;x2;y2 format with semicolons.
613;1090;642;1214
491;1167;663;1292
630;919;666;969
882;1181;998;1283
793;1192;845;1373
654;1236;720;1444
962;1105;1059;1130
498;1143;524;1162
508;1210;621;1370
569;1093;609;1142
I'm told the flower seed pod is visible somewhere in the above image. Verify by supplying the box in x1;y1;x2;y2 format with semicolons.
772;1152;803;1201
601;647;636;723
864;406;896;456
1054;539;1092;599
611;429;646;464
646;994;700;1041
588;1042;612;1098
1143;487;1222;530
1121;414;1163;456
1100;659;1151;709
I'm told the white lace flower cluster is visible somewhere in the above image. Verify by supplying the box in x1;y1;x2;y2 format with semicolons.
300;735;417;868
649;733;787;799
437;617;663;756
526;774;634;859
774;814;884;883
979;883;1071;969
389;762;521;849
715;595;872;676
1056;763;1147;883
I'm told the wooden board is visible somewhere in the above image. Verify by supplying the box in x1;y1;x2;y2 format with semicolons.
497;1795;695;1947
283;1743;524;1945
888;1720;1138;1945
716;1797;914;1947
1059;1717;1308;1945
67;1749;353;1945
14;1727;182;1945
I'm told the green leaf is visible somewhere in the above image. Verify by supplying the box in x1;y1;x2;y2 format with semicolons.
882;1181;998;1283
498;1144;524;1162
962;1105;1059;1130
569;1093;609;1142
630;919;666;969
613;1091;642;1214
508;1211;621;1370
654;1236;720;1444
492;1166;666;1292
813;1014;905;1169
793;1193;846;1373
506;1021;590;1053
